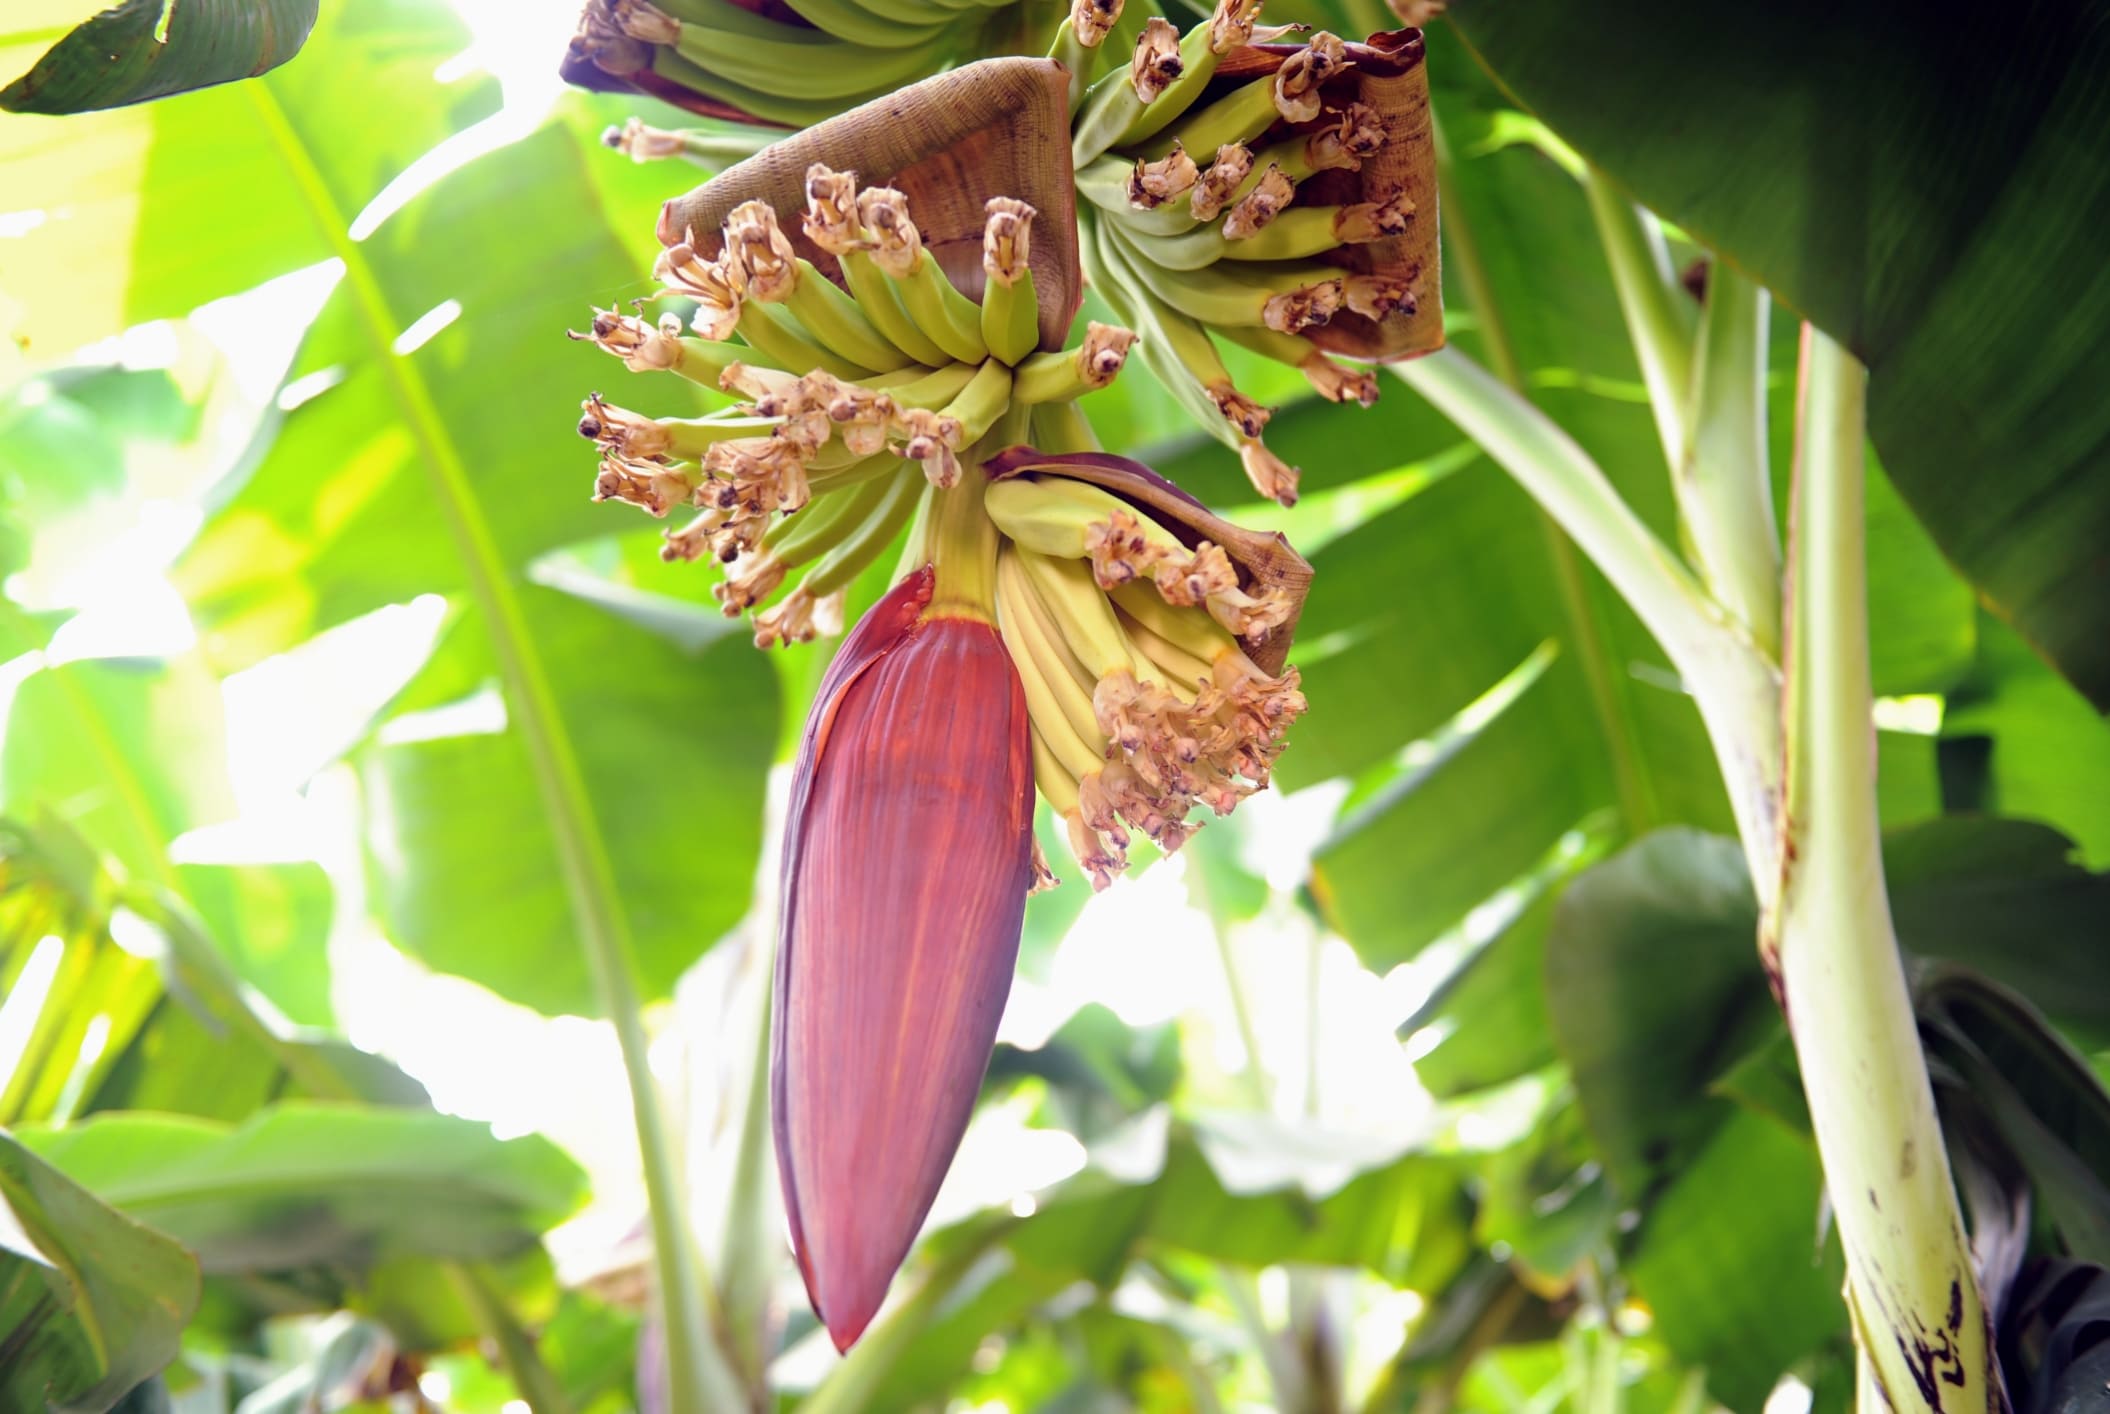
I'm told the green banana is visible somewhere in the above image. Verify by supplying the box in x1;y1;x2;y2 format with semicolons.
1015;547;1146;680
802;465;926;594
1104;226;1342;332
1108;577;1240;663
764;467;901;563
889;250;988;364
1027;401;1102;453
1071;17;1185;167
839;248;952;366
1135;72;1279;163
770;259;916;373
732;299;874;381
997;548;1108;762
1084;215;1246;448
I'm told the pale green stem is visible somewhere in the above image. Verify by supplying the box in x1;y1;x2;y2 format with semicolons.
1389;353;1783;880
242;85;743;1414
1583;169;1696;471
1679;266;1783;658
1587;170;1783;659
1776;328;1991;1411
713;914;781;1398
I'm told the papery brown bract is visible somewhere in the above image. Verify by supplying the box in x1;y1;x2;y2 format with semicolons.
772;566;1037;1350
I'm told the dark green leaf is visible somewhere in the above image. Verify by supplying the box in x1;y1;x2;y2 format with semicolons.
1448;0;2110;707
0;1129;199;1414
2;0;318;115
1624;1109;1845;1412
1543;828;1770;1195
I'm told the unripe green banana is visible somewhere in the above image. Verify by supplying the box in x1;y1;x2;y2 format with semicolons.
772;259;917;373
839;249;953;366
731;299;874;380
1015;547;1147;680
802;466;926;595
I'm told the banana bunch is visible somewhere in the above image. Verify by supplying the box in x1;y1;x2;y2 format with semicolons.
979;461;1306;886
1058;0;1419;506
570;164;1134;649
567;0;1049;130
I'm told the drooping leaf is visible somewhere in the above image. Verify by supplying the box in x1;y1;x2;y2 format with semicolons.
1447;0;2110;708
0;1128;199;1414
1;0;319;115
19;1103;587;1273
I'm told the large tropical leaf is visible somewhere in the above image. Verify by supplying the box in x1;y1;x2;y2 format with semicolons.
1445;0;2110;709
2;1;318;116
0;1128;199;1414
18;1103;586;1273
99;5;789;1013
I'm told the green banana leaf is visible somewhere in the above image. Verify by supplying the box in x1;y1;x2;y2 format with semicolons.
0;1128;199;1414
2;1;318;116
1446;0;2110;710
17;1103;587;1273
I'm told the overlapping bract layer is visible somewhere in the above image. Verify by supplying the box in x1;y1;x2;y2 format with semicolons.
773;568;1035;1351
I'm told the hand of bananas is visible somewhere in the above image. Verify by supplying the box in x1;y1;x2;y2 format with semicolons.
565;0;1050;130
574;0;1441;510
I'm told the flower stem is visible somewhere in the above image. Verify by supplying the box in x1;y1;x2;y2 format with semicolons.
1776;327;1992;1410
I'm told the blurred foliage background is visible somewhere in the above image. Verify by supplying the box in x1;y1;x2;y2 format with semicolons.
3;0;2109;1411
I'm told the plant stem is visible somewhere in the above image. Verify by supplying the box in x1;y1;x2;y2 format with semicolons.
1585;171;1784;659
243;84;743;1414
1390;352;1783;879
1583;169;1695;474
1678;266;1783;658
1430;114;1658;835
1775;327;1991;1411
713;906;782;1398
